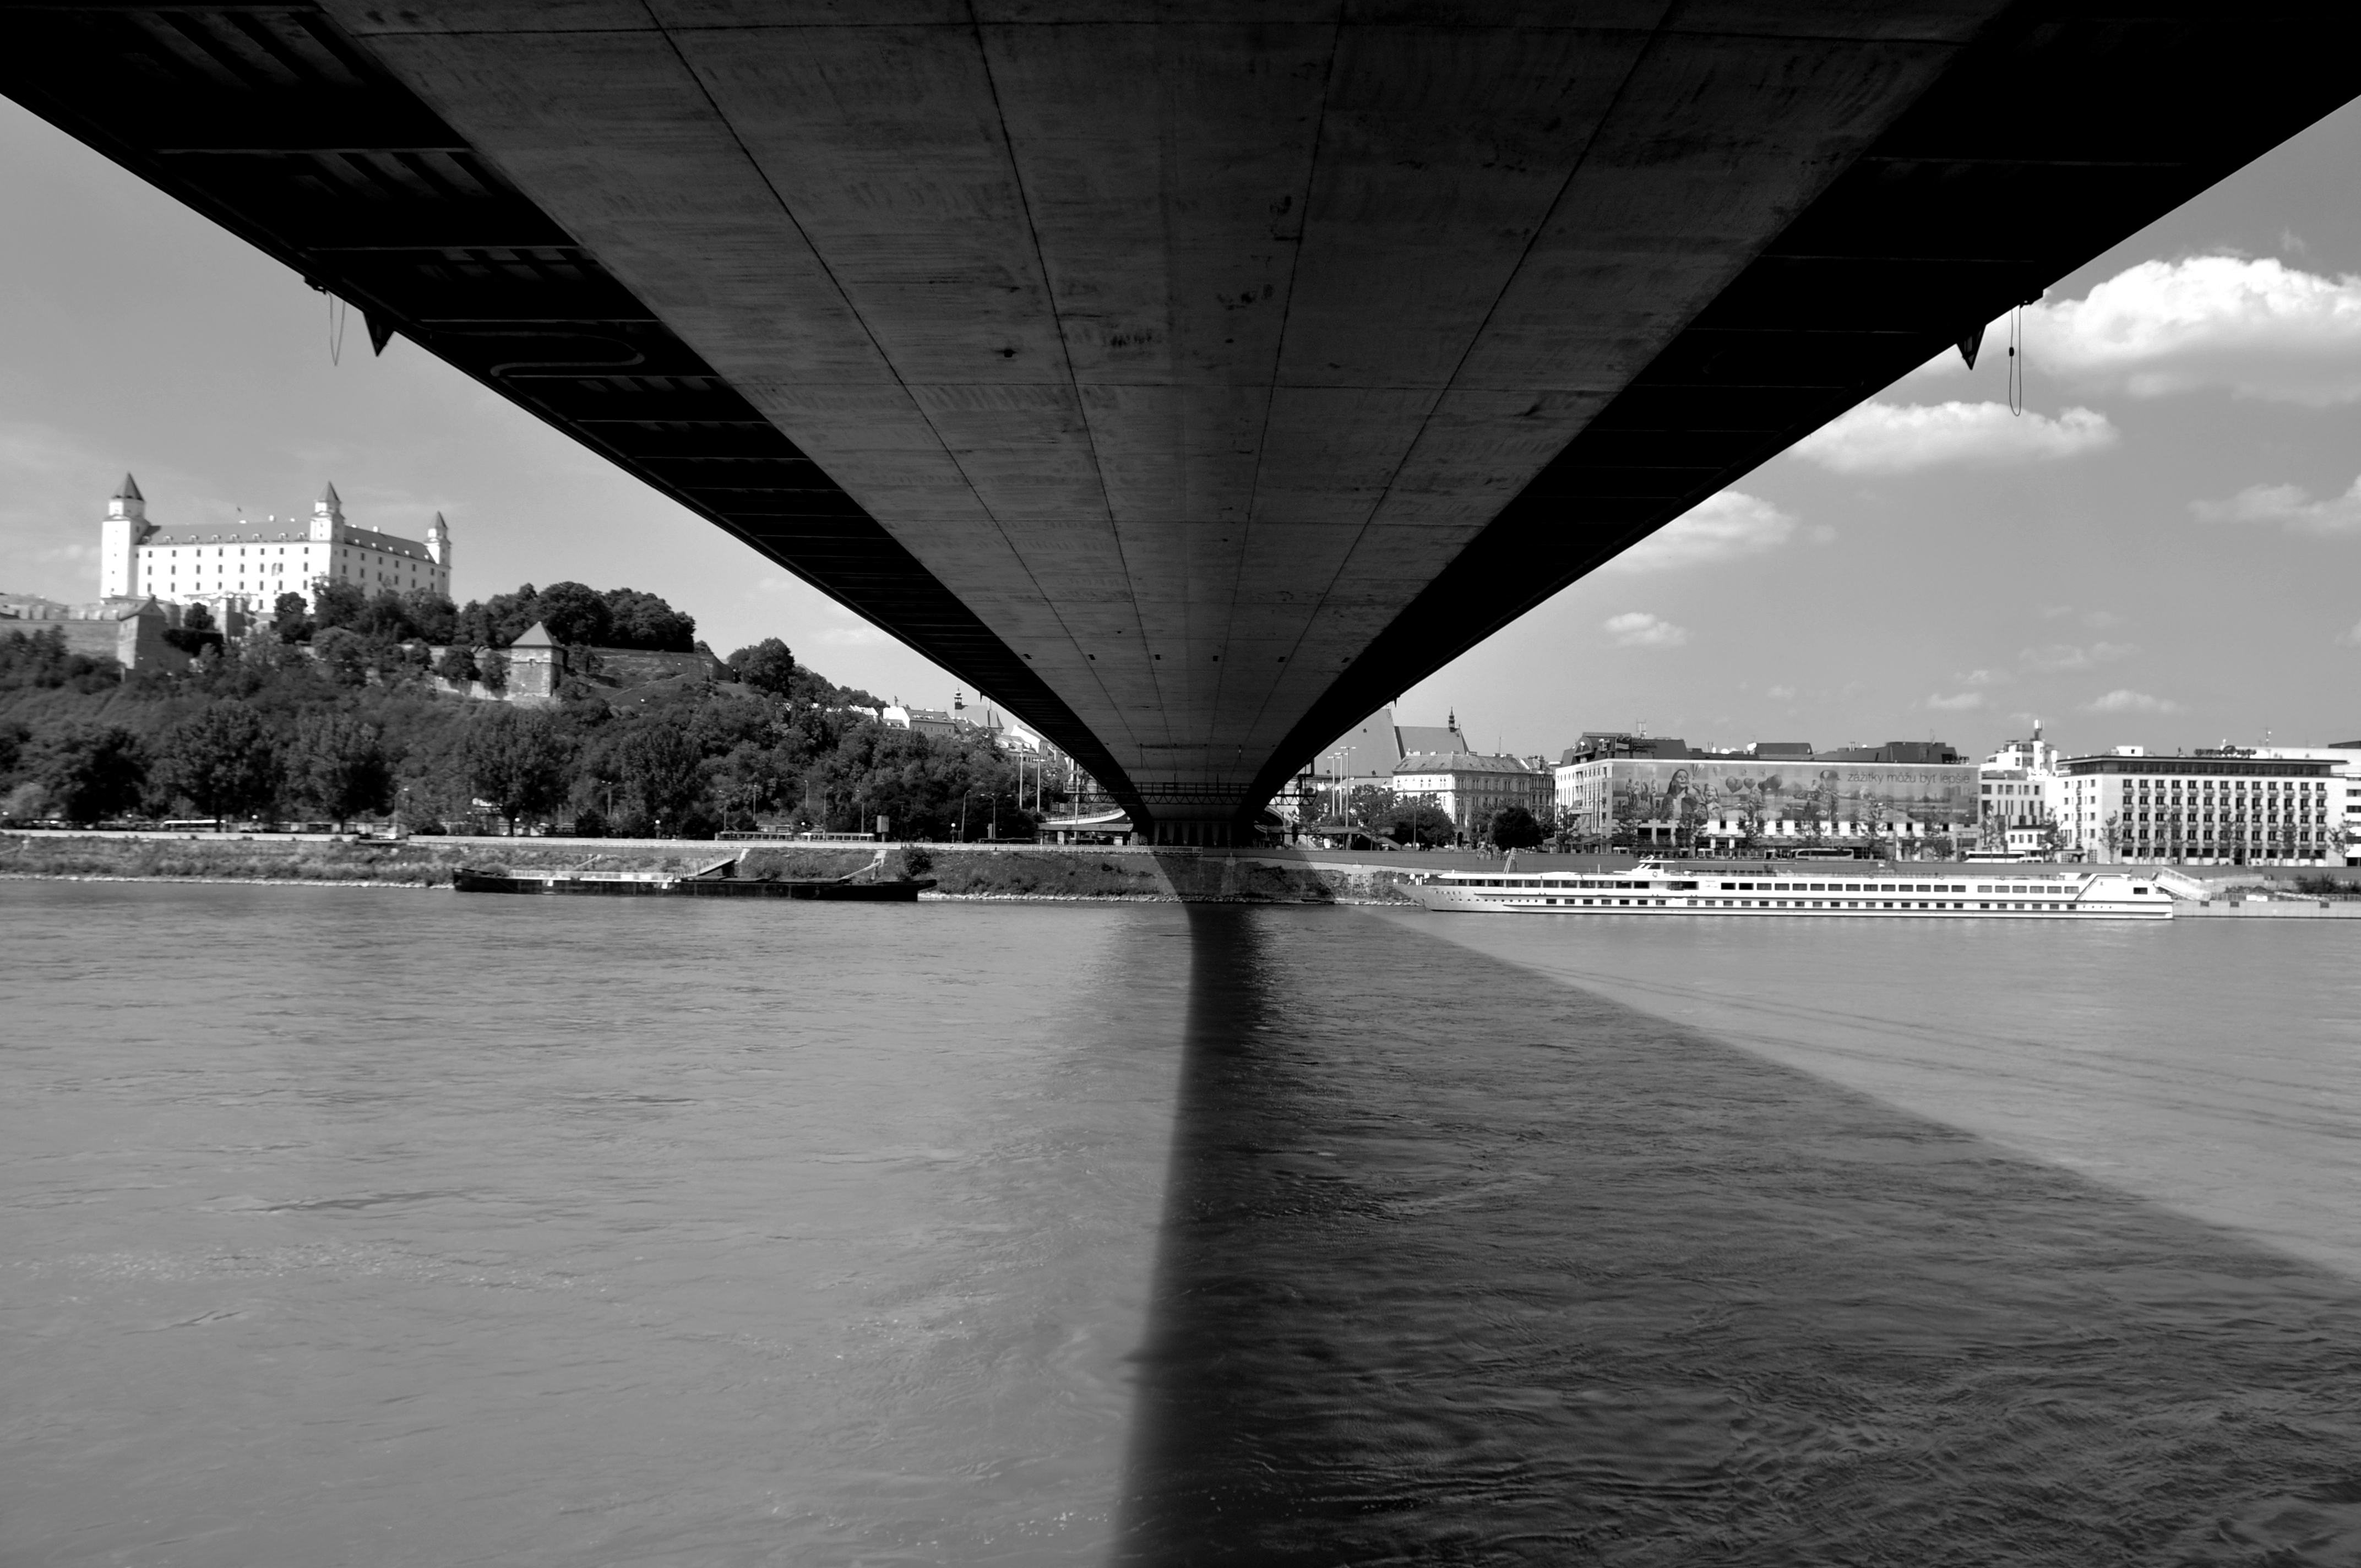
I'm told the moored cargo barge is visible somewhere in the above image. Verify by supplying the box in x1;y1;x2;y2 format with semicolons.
454;851;933;901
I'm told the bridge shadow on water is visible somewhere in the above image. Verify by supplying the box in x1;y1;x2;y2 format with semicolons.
1111;906;2361;1565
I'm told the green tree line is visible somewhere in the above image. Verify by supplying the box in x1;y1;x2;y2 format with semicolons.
1;621;1061;840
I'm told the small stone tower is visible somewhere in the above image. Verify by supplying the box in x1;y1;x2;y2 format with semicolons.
426;510;451;572
99;472;150;598
308;481;344;542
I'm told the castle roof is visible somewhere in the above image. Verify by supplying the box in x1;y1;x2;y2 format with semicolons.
509;619;556;648
137;521;435;558
114;472;143;502
317;481;341;507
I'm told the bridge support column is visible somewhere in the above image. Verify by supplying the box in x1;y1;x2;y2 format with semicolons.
1133;796;1264;849
1146;819;1256;849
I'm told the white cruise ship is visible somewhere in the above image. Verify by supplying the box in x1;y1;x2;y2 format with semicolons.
1406;862;2170;919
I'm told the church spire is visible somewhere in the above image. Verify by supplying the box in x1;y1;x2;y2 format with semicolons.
114;472;143;503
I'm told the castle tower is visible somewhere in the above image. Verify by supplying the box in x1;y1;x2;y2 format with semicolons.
426;510;450;571
99;472;149;598
308;480;343;542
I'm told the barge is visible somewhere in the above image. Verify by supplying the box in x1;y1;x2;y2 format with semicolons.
453;850;934;901
1406;861;2170;919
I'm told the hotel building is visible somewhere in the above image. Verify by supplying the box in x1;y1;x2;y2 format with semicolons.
2059;747;2340;865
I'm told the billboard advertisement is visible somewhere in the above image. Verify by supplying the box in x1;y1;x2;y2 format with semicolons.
1603;759;1976;832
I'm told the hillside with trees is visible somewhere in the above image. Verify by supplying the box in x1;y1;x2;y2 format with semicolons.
0;586;1059;840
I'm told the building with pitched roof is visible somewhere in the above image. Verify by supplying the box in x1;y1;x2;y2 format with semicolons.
1391;749;1549;841
99;475;451;625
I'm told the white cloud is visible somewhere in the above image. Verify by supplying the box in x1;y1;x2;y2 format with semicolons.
1602;612;1688;649
1766;684;1796;700
2192;475;2361;534
2028;255;2361;405
2085;689;2182;715
2020;641;2137;674
1925;692;1987;711
2337;620;2361;649
1789;400;2116;474
1956;668;2008;687
1606;490;1797;572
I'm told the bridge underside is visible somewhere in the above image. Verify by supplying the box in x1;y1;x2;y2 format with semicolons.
7;4;2356;842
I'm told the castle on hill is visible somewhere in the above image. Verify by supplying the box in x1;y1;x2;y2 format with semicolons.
100;473;452;624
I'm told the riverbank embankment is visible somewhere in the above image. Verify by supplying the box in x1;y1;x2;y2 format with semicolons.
0;831;1425;903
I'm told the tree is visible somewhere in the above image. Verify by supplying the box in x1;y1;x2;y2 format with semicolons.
464;707;573;834
312;579;367;631
1;627;115;692
153;703;279;821
727;637;797;697
1728;782;1767;853
477;648;510;695
602;587;695;652
164;600;223;658
534;580;613;647
1610;787;1644;851
351;589;416;643
402;590;459;646
287;713;393;829
34;725;146;823
1389;801;1456;847
2036;812;2069;862
1672;793;1702;856
434;645;479;685
2;780;50;821
1487;802;1545;850
454;585;536;650
1335;782;1392;830
311;626;372;687
272;592;313;643
612;720;706;832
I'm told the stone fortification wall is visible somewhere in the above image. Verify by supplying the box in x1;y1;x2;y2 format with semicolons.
586;644;727;687
3;606;186;673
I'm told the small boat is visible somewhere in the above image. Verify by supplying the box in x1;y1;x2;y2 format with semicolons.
453;849;935;901
1405;859;2171;919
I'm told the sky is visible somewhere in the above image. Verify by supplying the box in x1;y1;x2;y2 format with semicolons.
6;89;2361;761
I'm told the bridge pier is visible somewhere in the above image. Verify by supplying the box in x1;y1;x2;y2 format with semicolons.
1130;787;1264;850
1142;818;1258;850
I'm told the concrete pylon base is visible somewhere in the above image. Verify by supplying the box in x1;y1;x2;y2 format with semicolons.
1141;816;1261;849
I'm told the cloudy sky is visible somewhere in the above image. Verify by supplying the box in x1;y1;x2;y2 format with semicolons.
6;90;2360;760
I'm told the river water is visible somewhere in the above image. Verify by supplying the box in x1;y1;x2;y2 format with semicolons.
5;883;2361;1565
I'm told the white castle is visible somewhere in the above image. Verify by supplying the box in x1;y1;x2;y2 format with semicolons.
100;474;451;621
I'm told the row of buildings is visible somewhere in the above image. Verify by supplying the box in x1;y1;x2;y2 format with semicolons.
1291;712;2360;867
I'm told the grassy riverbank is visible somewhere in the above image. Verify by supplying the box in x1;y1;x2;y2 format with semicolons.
0;831;1419;903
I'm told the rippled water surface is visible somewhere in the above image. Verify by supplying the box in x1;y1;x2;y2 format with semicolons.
6;882;2361;1565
